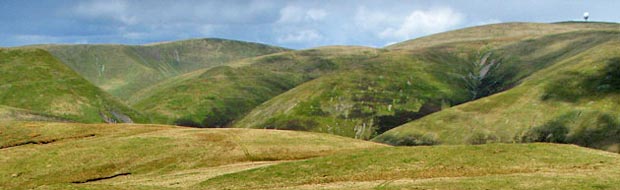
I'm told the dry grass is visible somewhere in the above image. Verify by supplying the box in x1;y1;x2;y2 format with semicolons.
198;143;620;190
0;122;385;189
387;22;620;50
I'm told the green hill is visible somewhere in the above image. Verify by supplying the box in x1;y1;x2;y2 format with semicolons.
234;47;473;139
0;48;145;123
36;39;288;99
0;121;384;189
235;23;620;140
3;22;620;190
199;143;620;190
387;22;620;50
130;46;381;127
375;28;620;152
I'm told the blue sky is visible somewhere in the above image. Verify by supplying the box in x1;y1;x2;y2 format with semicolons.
1;0;618;49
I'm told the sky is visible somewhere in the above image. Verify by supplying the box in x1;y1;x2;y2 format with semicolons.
1;0;618;49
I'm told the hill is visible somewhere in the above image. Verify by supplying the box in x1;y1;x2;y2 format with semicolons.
3;122;619;190
3;22;620;190
387;22;620;50
130;46;381;127
375;28;620;152
199;143;620;190
0;121;384;189
0;48;145;123
36;39;288;99
234;47;473;139
235;23;620;140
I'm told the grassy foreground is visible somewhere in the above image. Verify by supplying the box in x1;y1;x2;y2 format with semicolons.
2;122;619;189
198;143;620;190
0;122;384;189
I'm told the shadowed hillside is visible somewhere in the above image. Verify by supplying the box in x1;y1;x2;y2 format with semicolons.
235;47;473;139
35;39;289;99
130;46;381;127
236;23;620;140
375;28;620;152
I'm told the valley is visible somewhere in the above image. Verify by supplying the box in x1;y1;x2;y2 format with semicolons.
2;21;620;189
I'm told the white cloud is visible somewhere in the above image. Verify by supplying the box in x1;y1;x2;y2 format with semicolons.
306;9;327;21
277;5;328;23
74;0;137;25
355;7;398;30
199;25;216;35
277;30;322;43
379;7;464;40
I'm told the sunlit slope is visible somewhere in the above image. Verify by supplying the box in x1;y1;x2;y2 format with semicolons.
0;48;144;123
198;143;620;190
131;46;381;127
236;26;620;139
387;22;620;50
38;39;288;99
375;31;620;152
0;121;385;189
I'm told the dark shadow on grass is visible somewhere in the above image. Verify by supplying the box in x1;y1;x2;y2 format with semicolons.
518;111;620;152
542;57;620;102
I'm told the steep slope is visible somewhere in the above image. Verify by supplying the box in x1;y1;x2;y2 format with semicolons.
199;143;620;190
0;121;385;189
236;24;620;140
375;30;620;152
0;48;145;123
131;46;381;127
235;47;474;139
37;39;288;99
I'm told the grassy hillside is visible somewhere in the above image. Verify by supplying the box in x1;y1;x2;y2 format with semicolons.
375;30;620;152
199;143;620;190
236;24;620;140
0;105;67;122
131;46;381;127
3;22;620;190
387;22;620;50
3;122;618;190
37;39;288;99
0;48;145;123
235;47;475;139
0;121;384;189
